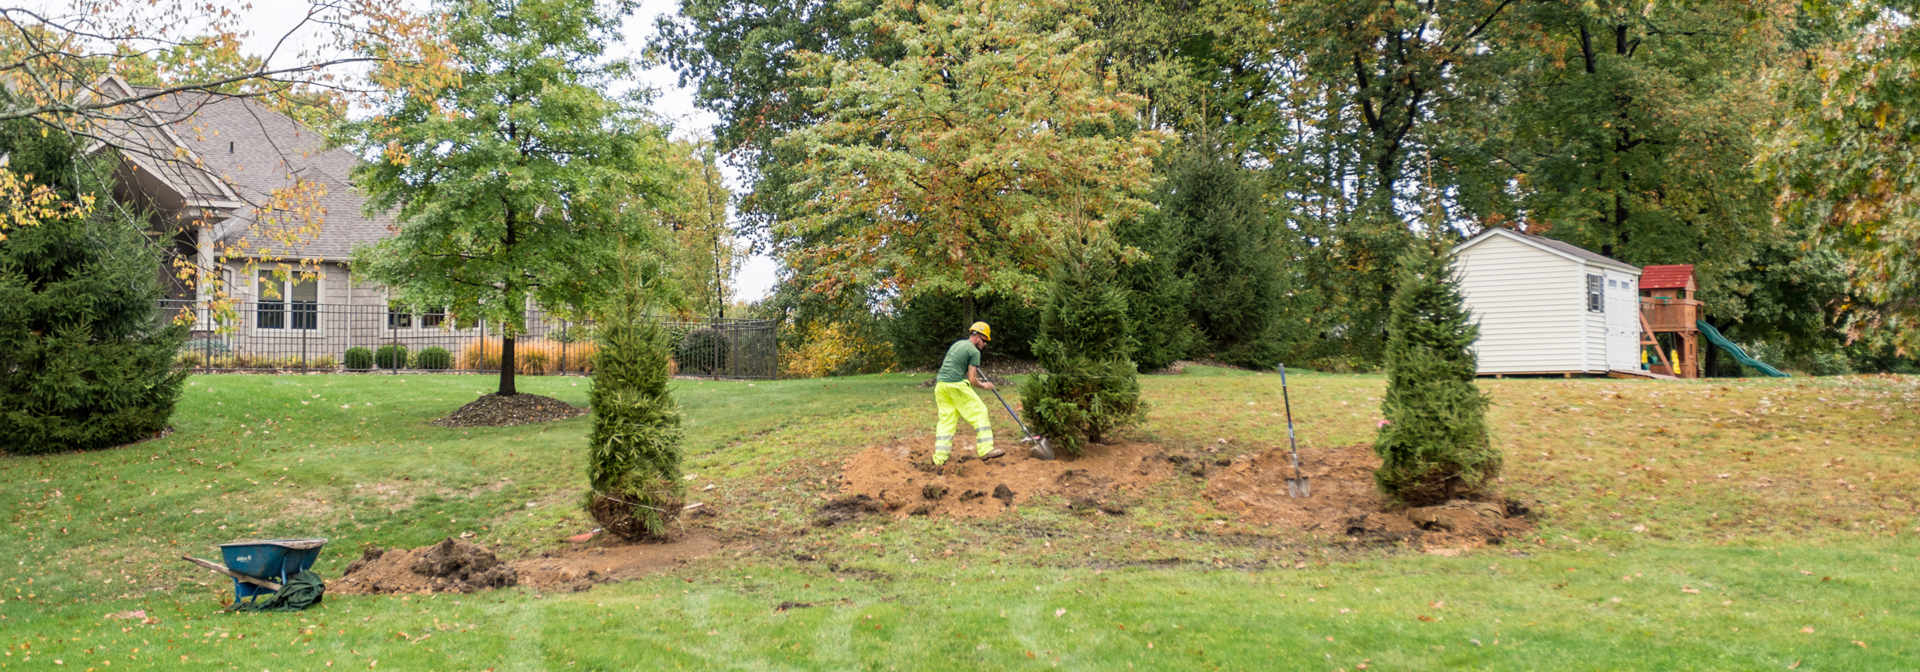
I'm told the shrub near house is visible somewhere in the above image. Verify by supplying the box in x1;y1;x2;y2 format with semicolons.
0;116;186;454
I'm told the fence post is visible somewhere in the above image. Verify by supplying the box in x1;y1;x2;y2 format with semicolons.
202;303;212;371
560;319;568;374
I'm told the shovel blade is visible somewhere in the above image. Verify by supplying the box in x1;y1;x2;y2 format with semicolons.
1028;438;1054;460
1286;477;1310;498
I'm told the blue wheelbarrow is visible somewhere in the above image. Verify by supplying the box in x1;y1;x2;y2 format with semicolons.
182;538;328;603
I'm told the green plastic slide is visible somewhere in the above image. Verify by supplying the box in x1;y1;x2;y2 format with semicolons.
1695;320;1790;378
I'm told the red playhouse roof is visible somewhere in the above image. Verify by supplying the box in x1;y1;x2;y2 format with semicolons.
1641;264;1695;290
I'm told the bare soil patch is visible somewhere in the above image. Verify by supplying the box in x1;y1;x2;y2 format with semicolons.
1205;442;1533;549
332;533;720;595
431;393;585;428
834;440;1174;519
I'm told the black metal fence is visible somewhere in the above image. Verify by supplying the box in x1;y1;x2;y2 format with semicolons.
160;300;778;379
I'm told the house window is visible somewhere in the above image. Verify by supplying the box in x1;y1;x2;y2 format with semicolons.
257;270;318;330
1586;274;1604;313
387;305;448;329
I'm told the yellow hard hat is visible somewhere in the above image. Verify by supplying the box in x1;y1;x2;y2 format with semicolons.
969;321;992;341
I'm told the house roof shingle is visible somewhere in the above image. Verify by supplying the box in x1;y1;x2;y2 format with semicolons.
102;78;392;262
145;91;393;262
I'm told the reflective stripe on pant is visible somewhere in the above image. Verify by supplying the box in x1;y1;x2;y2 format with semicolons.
933;381;993;463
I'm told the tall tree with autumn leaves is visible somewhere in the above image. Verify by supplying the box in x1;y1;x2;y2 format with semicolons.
777;0;1167;310
346;0;672;398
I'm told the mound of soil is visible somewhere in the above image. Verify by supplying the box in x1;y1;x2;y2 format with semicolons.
333;534;720;595
432;393;585;428
1204;443;1532;549
334;538;516;594
835;440;1173;518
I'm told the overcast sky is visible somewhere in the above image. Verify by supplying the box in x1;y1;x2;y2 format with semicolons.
219;0;781;303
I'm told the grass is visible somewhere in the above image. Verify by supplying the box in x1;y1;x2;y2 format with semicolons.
3;368;1917;670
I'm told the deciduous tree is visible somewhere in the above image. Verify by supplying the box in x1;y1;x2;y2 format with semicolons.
346;0;671;397
777;0;1167;304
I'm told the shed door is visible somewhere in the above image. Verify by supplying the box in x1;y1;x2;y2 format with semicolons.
1605;273;1640;371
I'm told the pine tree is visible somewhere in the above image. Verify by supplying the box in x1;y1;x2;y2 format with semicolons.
1373;242;1499;505
585;253;683;540
0;119;187;455
1020;239;1145;456
1114;206;1196;373
1158;146;1283;368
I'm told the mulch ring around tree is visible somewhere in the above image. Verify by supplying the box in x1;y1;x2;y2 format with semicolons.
431;393;586;428
1203;442;1534;552
331;533;722;595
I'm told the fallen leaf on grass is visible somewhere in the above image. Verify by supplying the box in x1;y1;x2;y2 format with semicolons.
1681;587;1700;594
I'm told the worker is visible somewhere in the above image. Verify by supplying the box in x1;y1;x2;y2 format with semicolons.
932;321;1005;466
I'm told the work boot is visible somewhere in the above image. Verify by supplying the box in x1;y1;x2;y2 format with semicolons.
977;447;1006;461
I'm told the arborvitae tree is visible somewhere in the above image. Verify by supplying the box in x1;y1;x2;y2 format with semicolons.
1373;242;1499;504
1159;146;1283;368
0;120;187;455
585;256;683;540
1020;239;1144;456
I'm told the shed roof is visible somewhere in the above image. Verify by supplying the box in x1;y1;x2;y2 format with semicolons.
1639;264;1695;290
1452;228;1641;274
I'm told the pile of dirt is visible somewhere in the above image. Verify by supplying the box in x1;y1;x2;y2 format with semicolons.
334;538;516;594
432;393;585;427
332;534;721;595
833;440;1173;518
1204;442;1533;549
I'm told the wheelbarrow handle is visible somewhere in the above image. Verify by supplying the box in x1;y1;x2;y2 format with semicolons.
182;555;283;591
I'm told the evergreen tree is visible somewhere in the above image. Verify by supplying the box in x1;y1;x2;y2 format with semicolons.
0;120;187;454
1020;239;1145;456
1373;242;1499;505
585;253;684;541
1158;146;1282;368
1114;203;1196;373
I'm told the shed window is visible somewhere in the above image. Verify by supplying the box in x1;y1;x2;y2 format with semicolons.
1586;274;1604;313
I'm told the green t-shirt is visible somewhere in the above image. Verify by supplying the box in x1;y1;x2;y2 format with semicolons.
936;339;980;383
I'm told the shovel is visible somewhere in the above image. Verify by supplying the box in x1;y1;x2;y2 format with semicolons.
1278;364;1310;497
982;373;1054;460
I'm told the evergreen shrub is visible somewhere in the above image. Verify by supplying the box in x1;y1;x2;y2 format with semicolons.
1373;243;1500;505
344;347;375;371
417;346;452;370
1019;240;1145;456
375;344;409;369
585;261;684;540
0;118;187;454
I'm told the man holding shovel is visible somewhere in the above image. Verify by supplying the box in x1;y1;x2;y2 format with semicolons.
931;322;1006;466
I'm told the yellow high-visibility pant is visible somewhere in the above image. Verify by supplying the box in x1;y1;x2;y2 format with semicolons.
933;381;993;464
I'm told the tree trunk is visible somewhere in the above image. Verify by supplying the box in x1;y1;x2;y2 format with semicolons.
499;335;517;395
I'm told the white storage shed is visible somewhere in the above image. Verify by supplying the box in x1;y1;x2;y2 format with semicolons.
1450;229;1644;376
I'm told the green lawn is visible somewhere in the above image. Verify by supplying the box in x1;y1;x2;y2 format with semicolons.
3;369;1917;670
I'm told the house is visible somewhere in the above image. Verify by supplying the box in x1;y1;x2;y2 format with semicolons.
1450;228;1645;377
86;76;773;377
91;75;518;364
